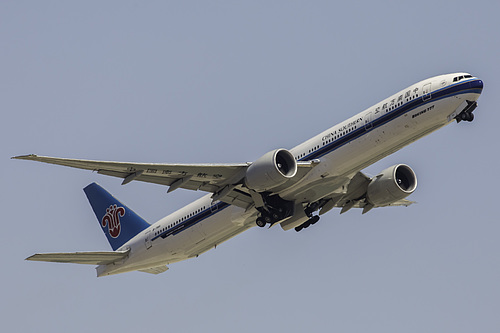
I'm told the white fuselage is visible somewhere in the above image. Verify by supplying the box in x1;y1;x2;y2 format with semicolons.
98;73;483;276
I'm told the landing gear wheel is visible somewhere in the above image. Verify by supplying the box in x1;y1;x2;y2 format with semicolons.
263;215;273;224
256;218;266;228
460;112;474;122
310;215;320;224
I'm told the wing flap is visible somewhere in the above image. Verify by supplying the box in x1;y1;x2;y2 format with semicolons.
26;250;130;265
138;265;169;275
333;199;415;208
383;199;415;207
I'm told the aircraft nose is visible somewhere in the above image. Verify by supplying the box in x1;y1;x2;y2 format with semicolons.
470;79;483;92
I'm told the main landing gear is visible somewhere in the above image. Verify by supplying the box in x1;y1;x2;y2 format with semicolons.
254;196;323;232
294;215;320;232
255;194;294;228
256;212;321;231
256;217;268;228
256;212;281;228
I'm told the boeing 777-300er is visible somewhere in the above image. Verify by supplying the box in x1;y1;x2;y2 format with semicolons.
13;72;483;276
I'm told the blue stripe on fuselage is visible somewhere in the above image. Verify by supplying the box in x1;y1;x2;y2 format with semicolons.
151;201;230;241
301;79;482;161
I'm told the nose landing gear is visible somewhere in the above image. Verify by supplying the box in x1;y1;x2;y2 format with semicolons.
455;100;477;123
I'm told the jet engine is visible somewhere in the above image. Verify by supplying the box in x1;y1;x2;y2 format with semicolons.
245;149;297;192
366;164;417;206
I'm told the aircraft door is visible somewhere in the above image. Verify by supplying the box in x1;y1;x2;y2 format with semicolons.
364;111;373;130
422;83;432;101
145;231;152;249
211;201;219;213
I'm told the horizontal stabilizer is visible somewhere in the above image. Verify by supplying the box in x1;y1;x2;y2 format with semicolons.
26;250;130;265
138;265;169;275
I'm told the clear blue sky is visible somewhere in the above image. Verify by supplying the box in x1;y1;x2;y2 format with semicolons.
2;1;499;332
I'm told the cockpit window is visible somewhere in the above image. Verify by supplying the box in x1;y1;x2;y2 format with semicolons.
453;75;473;82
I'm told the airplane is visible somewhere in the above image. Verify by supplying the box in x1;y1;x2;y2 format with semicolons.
13;72;483;276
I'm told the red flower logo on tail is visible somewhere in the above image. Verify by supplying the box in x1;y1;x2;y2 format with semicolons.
102;204;125;238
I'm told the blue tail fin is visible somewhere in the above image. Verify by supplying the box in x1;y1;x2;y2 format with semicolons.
84;183;150;251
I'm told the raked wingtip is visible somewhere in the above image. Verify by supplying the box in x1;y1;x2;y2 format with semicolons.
11;154;38;160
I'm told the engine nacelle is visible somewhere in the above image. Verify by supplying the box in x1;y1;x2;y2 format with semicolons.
245;149;297;192
366;164;417;206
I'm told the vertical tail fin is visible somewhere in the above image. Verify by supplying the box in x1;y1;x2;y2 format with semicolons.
84;183;150;251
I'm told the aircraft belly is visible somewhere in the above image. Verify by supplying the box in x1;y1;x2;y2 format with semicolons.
125;242;185;270
183;209;254;258
170;207;239;256
112;204;255;273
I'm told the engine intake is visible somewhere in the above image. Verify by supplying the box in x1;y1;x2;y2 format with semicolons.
366;164;417;206
245;149;297;192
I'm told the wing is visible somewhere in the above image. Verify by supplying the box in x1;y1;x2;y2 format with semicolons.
317;171;415;215
13;154;248;190
26;250;130;265
12;154;317;210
